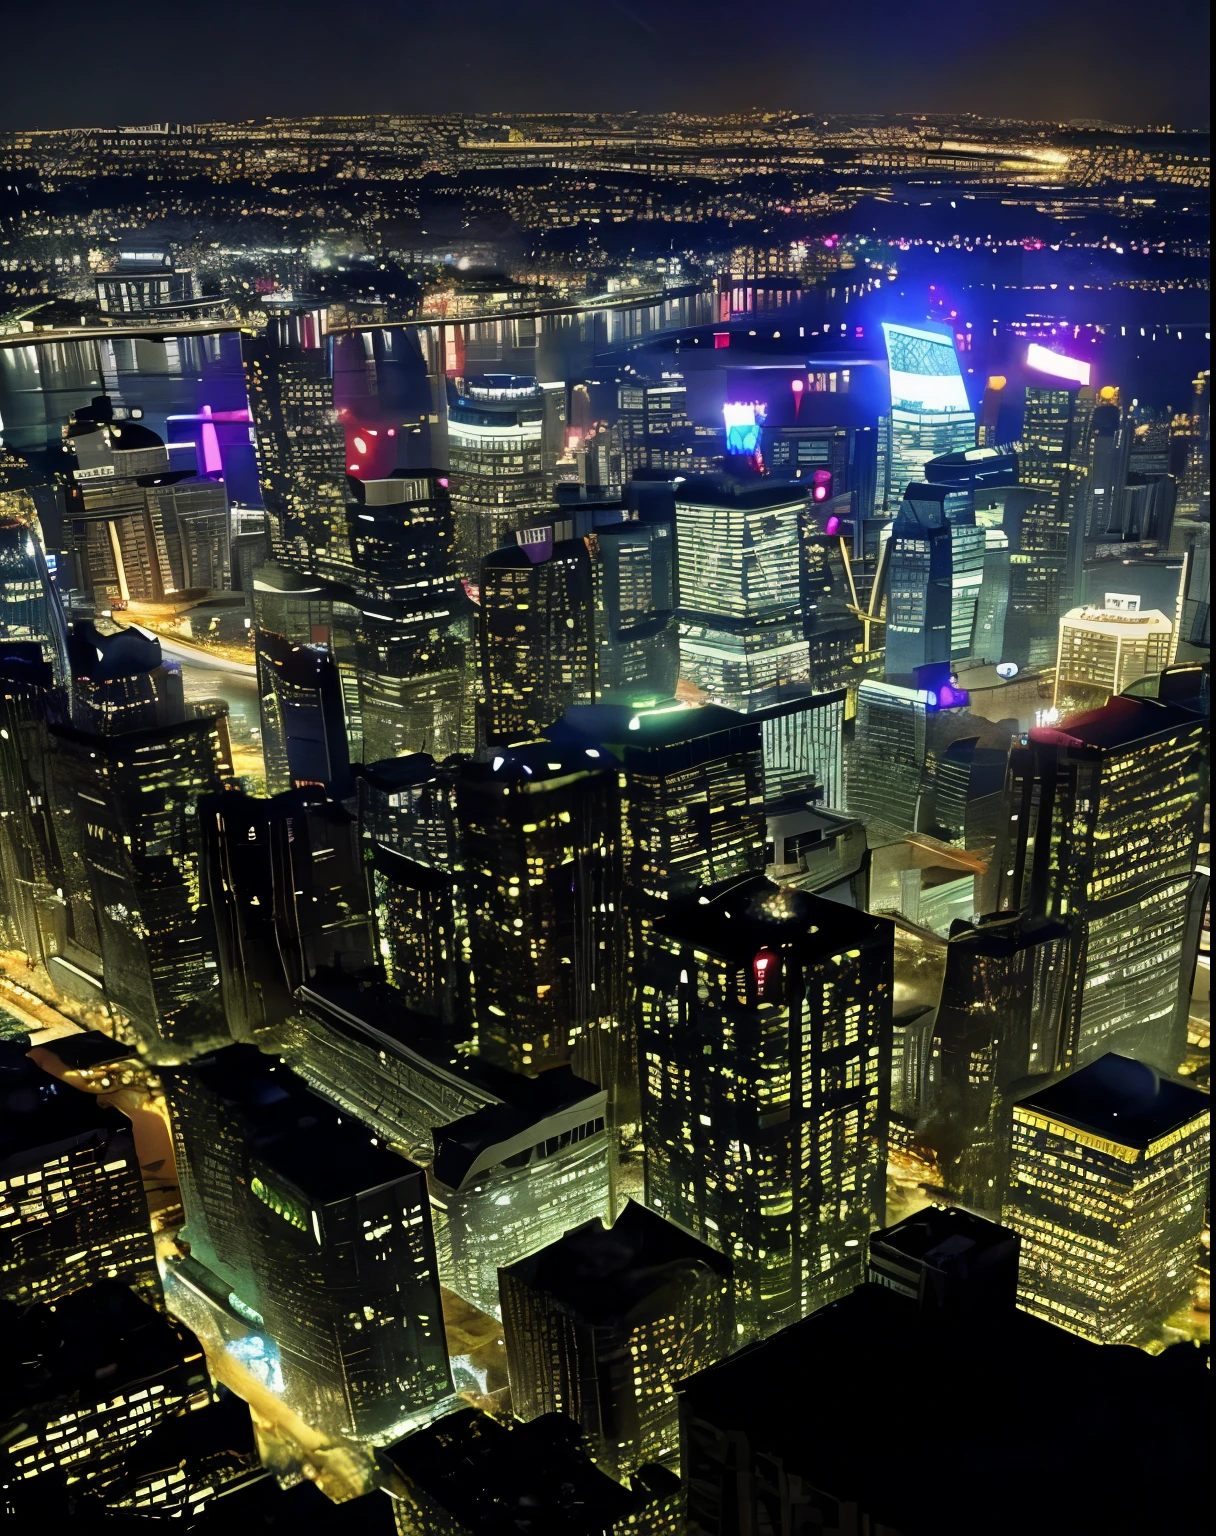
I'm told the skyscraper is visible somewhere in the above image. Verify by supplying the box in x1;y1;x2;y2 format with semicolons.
243;300;351;578
876;322;976;509
1004;1053;1209;1344
847;678;929;832
479;537;597;745
0;1040;159;1308
500;1201;732;1479
48;710;233;1054
997;693;1208;1071
166;1046;452;1440
455;745;621;1074
880;483;984;683
446;374;547;576
675;475;810;712
640;876;892;1339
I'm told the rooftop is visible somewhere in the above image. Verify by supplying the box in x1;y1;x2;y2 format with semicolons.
1016;1053;1209;1149
657;874;888;960
1030;692;1201;751
0;1039;131;1168
501;1199;730;1327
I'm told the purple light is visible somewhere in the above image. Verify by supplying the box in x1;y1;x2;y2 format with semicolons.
825;515;841;536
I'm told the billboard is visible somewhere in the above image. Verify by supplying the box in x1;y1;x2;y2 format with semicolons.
1025;343;1092;386
723;402;765;456
882;321;970;413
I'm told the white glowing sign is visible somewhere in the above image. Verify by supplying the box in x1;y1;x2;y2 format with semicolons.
882;322;971;414
1026;344;1091;386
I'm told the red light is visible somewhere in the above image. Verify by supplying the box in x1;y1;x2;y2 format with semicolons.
714;333;730;349
790;378;805;393
437;477;449;488
753;948;779;993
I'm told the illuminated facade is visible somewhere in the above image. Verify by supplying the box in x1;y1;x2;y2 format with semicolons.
455;745;620;1074
997;694;1208;1071
48;713;233;1053
881;483;984;683
0;1040;159;1308
500;1200;733;1478
752;688;845;807
0;519;68;681
479;538;597;744
273;982;610;1319
446;374;547;576
876;322;976;508
346;472;472;762
848;679;929;832
1005;1053;1210;1344
166;1047;452;1441
640;877;892;1340
0;648;66;971
1;1282;210;1497
1054;604;1174;707
675;476;810;711
243;302;351;578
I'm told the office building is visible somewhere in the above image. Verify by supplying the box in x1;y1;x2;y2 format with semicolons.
933;914;1072;1214
199;786;376;1043
1082;395;1131;538
1005;1053;1209;1344
1;1282;210;1503
0;518;68;681
382;1410;681;1536
275;979;610;1318
592;519;679;706
640;876;892;1339
166;1046;452;1440
500;1201;732;1478
617;377;694;476
0;1040;159;1308
997;693;1208;1071
749;686;846;807
848;678;929;832
93;247;202;315
880;483;984;683
243;301;351;577
1054;603;1174;708
867;1205;1020;1314
876;322;976;509
446;374;547;576
48;711;232;1053
678;1269;1206;1536
0;646;68;971
675;475;810;711
456;745;620;1074
345;471;473;763
479;537;597;744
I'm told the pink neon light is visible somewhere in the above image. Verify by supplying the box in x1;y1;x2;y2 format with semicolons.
825;515;841;535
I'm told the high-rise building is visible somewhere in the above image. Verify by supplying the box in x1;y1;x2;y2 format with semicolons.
867;1205;1021;1314
383;1410;681;1535
0;1040;159;1308
1054;603;1174;708
199;786;376;1043
1;1282;211;1499
880;483;984;683
678;1259;1207;1536
455;745;620;1074
243;301;351;577
272;978;610;1319
591;519;679;706
59;398;230;606
1005;1053;1209;1344
876;322;976;509
48;711;233;1053
479;538;597;745
1082;394;1131;538
933;913;1072;1214
847;678;929;831
996;694;1208;1071
166;1046;452;1440
0;646;68;970
345;471;472;762
675;475;810;711
446;374;547;576
0;519;68;682
500;1201;732;1479
750;687;846;807
640;876;892;1339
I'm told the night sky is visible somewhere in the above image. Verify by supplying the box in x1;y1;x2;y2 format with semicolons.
3;0;1209;130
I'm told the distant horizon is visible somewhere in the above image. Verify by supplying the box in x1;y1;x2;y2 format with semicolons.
0;0;1207;135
